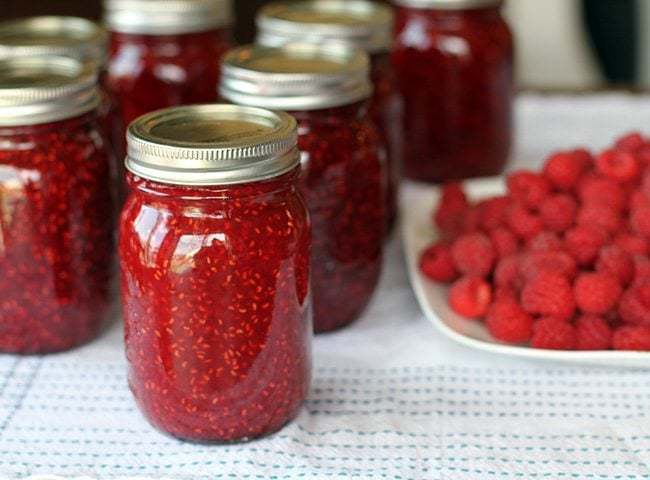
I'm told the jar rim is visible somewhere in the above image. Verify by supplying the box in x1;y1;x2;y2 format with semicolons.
393;0;502;9
220;43;373;111
0;55;100;126
256;0;393;54
126;104;301;186
104;0;233;35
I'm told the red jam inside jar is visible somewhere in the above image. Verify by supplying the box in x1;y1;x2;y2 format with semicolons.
105;0;232;128
119;105;312;442
256;0;400;234
0;56;114;354
221;44;385;333
392;0;514;182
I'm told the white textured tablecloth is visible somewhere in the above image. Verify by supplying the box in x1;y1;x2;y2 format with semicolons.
3;94;650;480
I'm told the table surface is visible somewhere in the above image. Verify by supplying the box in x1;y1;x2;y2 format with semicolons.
2;93;650;480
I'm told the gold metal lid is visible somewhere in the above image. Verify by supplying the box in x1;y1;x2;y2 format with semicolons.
220;43;372;111
392;0;502;9
256;0;393;54
126;104;300;185
0;55;100;126
0;17;108;66
104;0;233;35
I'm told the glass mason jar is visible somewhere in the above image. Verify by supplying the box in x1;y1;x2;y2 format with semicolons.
257;0;401;234
392;0;514;182
221;44;385;333
0;56;114;354
120;105;312;442
0;16;126;202
104;0;233;129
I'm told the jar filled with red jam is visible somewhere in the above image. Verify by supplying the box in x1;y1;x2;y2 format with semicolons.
0;56;114;354
104;0;233;129
257;0;401;233
120;105;312;442
221;44;385;333
0;16;126;200
392;0;514;182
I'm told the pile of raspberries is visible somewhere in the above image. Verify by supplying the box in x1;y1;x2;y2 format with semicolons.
419;132;650;351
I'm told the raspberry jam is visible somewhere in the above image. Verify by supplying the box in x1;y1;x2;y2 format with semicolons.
256;0;400;233
221;44;385;333
0;56;114;354
392;0;514;182
104;0;232;127
119;105;312;442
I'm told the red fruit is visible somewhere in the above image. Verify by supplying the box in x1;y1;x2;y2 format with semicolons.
613;325;650;351
494;286;518;303
630;205;650;238
460;206;481;234
489;227;519;259
575;315;613;350
419;243;458;283
519;250;578;281
434;183;469;236
448;276;492;319
521;271;576;321
451;233;496;277
539;194;577;232
506;204;543;240
629;190;650;211
527;231;563;252
618;285;650;326
641;172;650;199
531;317;577;350
494;254;521;290
578;175;627;211
543;150;590;191
577;203;621;235
595;149;640;183
564;225;608;266
478;196;509;231
507;170;551;208
595;245;634;286
615;132;645;152
574;272;622;315
613;232;648;256
633;256;650;286
485;302;533;344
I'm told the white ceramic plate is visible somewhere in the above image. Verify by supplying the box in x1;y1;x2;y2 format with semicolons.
402;177;650;368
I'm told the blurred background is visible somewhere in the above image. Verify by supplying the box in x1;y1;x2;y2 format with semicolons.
0;0;643;90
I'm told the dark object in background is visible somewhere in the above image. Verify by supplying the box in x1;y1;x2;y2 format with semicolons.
582;0;638;85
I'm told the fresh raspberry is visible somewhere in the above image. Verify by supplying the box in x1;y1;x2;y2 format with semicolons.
595;245;634;286
595;149;640;183
478;196;509;231
519;250;578;281
576;203;622;235
539;194;577;232
494;254;521;290
419;243;458;283
642;171;650;200
507;170;551;208
494;286;518;303
531;317;577;350
564;225;608;267
448;276;492;319
618;286;650;326
489;227;519;259
613;232;648;256
460;206;481;234
527;231;563;252
630;205;650;238
637;144;650;165
434;183;469;236
575;315;613;350
543;150;590;191
451;233;496;277
633;256;650;286
629;190;650;211
612;325;650;351
521;271;576;321
485;301;533;344
614;132;645;152
574;272;622;315
578;175;627;211
506;204;543;240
